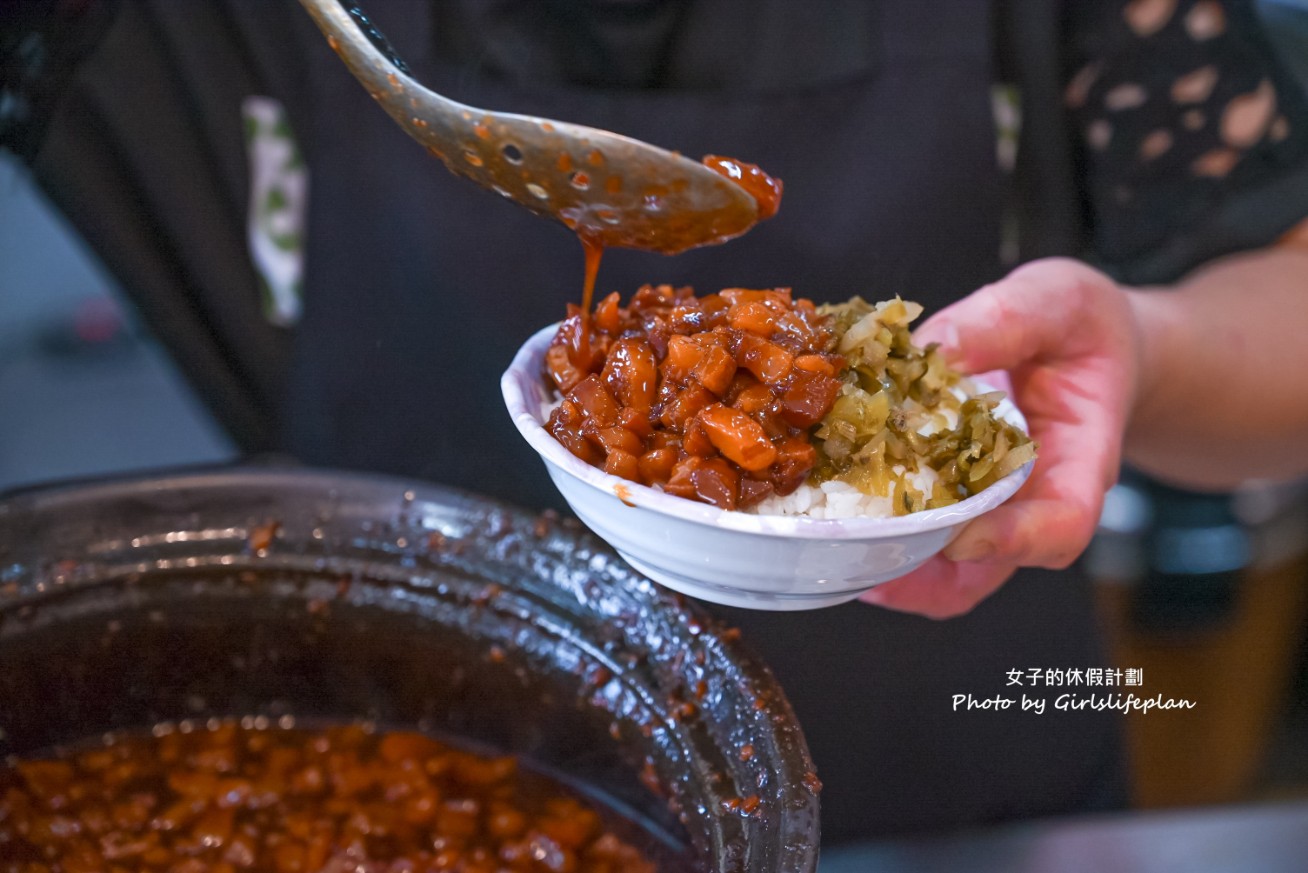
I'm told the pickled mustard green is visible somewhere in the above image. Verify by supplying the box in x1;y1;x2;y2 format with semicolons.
812;297;1037;515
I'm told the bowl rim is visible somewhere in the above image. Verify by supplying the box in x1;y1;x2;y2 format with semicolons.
502;323;1034;541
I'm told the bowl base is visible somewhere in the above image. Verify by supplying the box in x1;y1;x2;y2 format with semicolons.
618;553;868;611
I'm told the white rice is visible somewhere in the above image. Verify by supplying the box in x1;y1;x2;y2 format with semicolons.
747;466;939;519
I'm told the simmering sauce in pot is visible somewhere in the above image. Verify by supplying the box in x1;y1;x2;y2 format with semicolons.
0;722;657;873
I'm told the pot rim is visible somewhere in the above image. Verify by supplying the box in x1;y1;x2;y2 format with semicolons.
0;465;821;872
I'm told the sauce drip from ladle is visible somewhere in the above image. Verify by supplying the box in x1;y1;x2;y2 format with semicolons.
577;231;605;366
569;156;783;368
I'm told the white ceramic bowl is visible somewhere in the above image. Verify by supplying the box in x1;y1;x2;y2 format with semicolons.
503;324;1034;611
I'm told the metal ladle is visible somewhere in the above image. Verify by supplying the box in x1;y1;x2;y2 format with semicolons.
298;0;762;255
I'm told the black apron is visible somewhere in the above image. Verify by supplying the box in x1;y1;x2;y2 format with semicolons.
284;0;1125;842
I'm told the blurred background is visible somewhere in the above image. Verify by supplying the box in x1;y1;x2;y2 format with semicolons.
2;0;1308;827
0;153;234;490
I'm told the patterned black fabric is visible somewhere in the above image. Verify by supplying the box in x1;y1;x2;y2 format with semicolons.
1063;0;1308;280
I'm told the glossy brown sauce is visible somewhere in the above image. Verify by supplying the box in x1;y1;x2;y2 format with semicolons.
547;286;841;511
548;156;817;511
577;232;605;366
0;722;657;873
699;157;783;221
569;155;783;366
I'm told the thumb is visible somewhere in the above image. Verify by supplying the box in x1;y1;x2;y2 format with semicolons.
912;284;1032;376
912;259;1107;375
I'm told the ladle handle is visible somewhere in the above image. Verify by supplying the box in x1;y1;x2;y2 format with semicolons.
298;0;442;107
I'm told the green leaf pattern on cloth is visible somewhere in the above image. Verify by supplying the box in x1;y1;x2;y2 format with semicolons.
242;96;307;327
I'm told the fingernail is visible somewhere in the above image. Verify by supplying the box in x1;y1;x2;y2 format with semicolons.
915;320;961;356
945;538;995;563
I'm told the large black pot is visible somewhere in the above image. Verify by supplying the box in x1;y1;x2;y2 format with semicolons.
0;468;819;871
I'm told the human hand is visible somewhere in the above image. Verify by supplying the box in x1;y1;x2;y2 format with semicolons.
860;258;1143;618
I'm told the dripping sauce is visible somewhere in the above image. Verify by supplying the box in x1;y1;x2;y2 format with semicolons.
566;156;783;370
580;231;603;355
